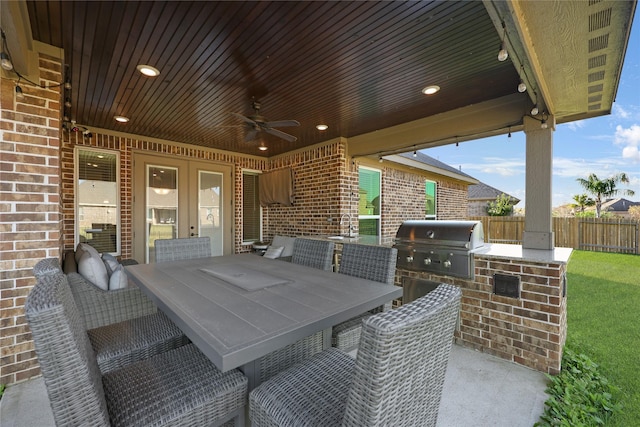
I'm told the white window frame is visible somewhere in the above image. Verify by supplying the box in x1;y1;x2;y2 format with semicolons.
74;147;121;255
242;169;263;244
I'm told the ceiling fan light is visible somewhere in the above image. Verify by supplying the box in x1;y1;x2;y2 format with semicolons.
136;64;160;77
316;124;328;131
115;115;129;123
422;85;440;95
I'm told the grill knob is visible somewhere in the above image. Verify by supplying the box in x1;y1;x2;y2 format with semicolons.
406;256;414;263
443;259;452;268
423;258;432;265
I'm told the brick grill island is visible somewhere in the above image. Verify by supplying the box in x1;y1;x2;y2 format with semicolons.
395;243;571;375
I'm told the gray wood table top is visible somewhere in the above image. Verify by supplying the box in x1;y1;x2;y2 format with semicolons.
126;254;403;372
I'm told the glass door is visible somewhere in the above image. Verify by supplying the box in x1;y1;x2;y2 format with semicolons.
133;154;233;263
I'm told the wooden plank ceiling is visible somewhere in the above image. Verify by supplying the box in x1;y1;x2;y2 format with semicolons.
26;1;519;157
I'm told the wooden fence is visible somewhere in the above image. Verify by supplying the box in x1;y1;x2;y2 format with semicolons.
469;216;640;254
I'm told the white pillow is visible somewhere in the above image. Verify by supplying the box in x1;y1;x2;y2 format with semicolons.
263;246;284;259
102;253;120;276
77;251;109;290
109;264;129;290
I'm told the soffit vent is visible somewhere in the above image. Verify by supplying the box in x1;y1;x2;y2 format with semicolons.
588;54;607;69
589;34;609;52
588;104;602;111
588;71;605;83
588;94;603;103
589;8;612;32
588;84;604;93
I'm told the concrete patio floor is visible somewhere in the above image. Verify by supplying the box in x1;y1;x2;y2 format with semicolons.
0;344;549;426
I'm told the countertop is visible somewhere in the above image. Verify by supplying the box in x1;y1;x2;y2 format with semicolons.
473;243;573;264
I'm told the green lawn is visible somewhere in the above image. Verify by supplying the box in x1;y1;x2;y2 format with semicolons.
566;250;640;426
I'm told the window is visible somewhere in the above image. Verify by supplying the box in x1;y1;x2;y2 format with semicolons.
76;148;120;254
243;171;262;242
426;180;437;219
358;166;381;243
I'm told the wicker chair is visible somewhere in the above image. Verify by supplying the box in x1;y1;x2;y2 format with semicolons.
249;283;461;427
155;236;212;263
290;238;335;271
33;258;189;374
332;244;398;352
25;273;248;427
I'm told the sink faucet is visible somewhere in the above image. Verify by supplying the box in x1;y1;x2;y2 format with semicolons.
340;213;356;237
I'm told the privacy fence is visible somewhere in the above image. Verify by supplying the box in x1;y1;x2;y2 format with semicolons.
469;216;640;255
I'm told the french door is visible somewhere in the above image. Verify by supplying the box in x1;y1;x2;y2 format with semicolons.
132;153;233;263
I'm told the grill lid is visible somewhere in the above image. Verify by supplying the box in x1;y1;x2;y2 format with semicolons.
394;220;484;250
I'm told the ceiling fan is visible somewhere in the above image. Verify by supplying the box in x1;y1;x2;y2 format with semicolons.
231;100;300;143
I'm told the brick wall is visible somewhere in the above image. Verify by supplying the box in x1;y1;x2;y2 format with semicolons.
0;54;63;384
396;254;567;374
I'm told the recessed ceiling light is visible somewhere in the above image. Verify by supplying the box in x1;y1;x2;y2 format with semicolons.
422;85;440;95
136;64;160;77
316;124;328;131
114;116;129;123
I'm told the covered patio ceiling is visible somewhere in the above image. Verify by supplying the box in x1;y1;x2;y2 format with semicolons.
3;0;636;157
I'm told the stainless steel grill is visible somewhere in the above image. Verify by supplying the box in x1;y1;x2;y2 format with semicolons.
393;220;484;279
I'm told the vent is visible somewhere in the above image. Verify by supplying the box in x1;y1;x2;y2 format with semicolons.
588;84;604;93
588;34;609;52
588;103;602;111
588;70;605;82
589;8;612;31
588;54;607;69
588;94;603;103
493;274;520;298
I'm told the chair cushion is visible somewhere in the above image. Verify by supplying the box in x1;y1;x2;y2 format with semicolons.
263;246;284;259
103;344;247;427
78;250;109;291
108;265;129;290
250;348;355;427
88;311;189;374
271;236;296;258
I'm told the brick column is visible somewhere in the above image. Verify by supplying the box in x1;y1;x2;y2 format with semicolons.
0;53;63;384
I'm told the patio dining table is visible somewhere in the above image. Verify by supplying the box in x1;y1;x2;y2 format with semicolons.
125;253;402;390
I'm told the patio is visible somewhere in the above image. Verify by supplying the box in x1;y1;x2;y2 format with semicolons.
1;344;548;427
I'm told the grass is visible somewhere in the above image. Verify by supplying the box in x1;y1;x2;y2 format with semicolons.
565;250;640;426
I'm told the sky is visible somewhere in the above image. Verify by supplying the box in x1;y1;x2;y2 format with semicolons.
423;11;640;209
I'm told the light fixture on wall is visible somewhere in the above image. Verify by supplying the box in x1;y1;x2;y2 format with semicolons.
497;23;508;62
0;51;12;70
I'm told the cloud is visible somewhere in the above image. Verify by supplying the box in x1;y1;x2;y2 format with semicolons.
614;124;640;162
567;120;586;131
460;157;525;177
613;104;631;119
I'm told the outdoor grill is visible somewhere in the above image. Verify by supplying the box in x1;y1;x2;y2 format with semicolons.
394;220;484;279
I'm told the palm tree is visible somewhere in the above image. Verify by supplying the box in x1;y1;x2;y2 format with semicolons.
576;173;635;218
571;193;595;213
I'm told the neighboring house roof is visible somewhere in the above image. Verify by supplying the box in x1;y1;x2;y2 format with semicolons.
385;152;478;185
468;182;520;204
600;198;640;213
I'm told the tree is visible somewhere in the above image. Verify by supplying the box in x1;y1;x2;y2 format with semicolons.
571;193;595;213
629;206;640;221
486;193;516;216
576;173;635;218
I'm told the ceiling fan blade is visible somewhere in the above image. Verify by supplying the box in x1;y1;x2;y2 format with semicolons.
265;127;297;142
265;120;300;128
244;129;258;142
231;112;257;125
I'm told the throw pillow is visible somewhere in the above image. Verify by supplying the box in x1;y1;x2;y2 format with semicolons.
109;264;129;290
272;236;295;258
263;246;284;259
77;250;109;290
102;253;120;276
75;242;100;263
